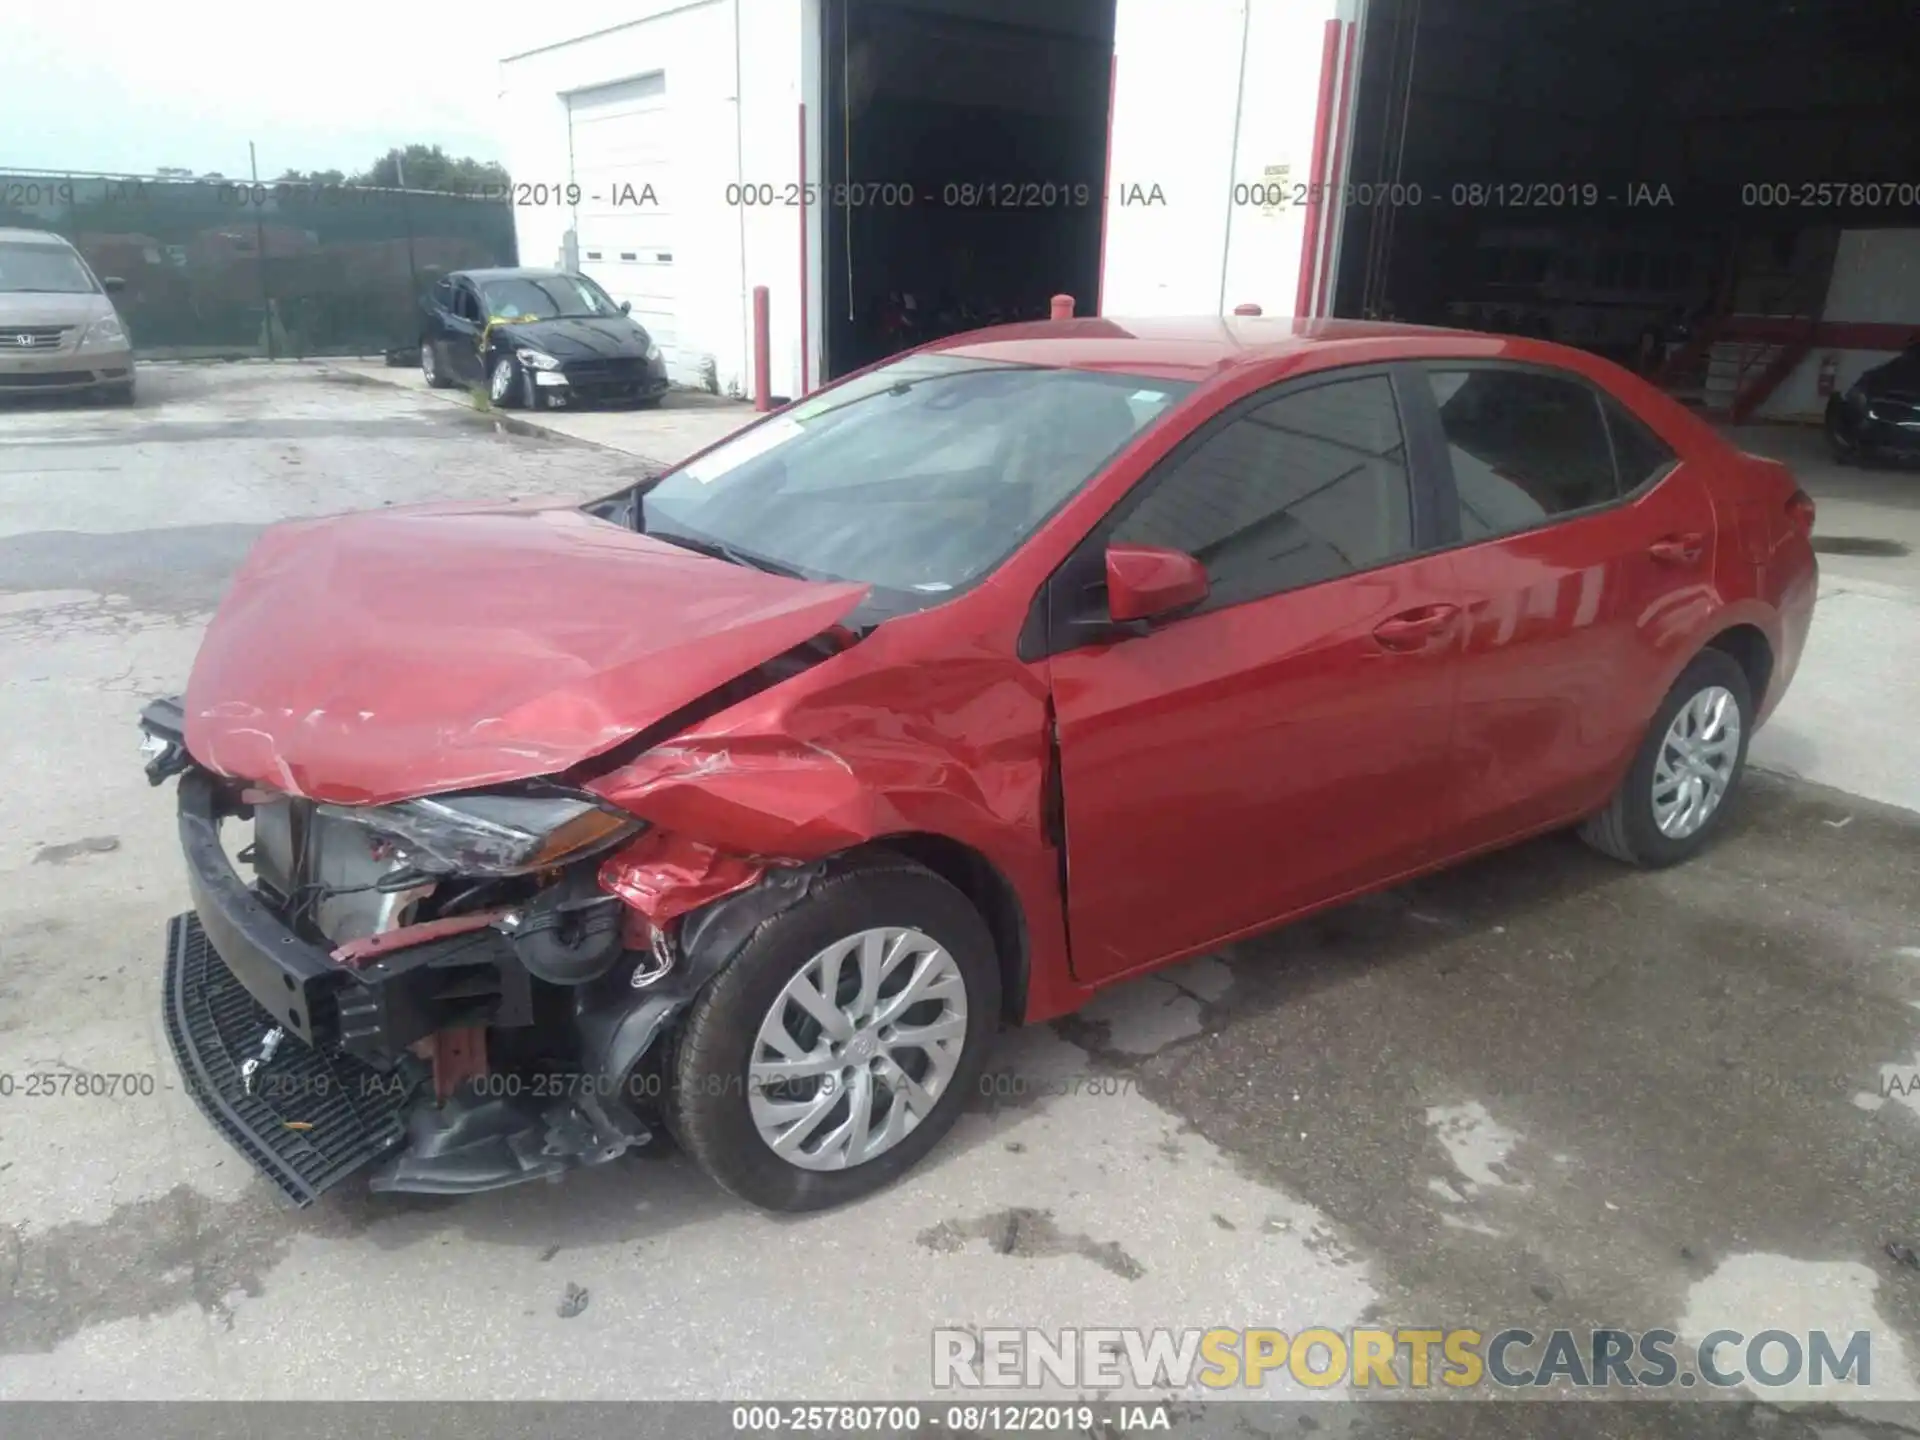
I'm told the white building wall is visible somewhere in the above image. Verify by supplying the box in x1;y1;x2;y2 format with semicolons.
500;0;807;398
502;0;1362;398
1757;228;1920;421
1101;0;1358;320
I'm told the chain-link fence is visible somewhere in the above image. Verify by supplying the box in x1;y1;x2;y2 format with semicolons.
0;170;518;359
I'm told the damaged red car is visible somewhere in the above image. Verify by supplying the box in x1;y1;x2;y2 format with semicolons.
139;317;1818;1210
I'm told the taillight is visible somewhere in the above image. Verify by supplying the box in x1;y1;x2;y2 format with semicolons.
1786;489;1816;539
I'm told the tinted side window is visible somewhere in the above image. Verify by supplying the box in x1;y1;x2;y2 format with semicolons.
1603;397;1678;492
454;285;482;323
1111;376;1415;612
431;278;454;309
1427;368;1618;541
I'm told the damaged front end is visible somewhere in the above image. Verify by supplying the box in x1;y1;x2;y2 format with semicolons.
141;695;797;1205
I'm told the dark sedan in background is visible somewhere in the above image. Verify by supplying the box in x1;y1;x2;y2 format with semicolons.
1827;339;1920;464
420;267;670;410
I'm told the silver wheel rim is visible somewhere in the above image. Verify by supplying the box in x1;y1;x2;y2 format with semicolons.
490;358;514;401
747;926;969;1171
1652;684;1741;839
420;341;436;381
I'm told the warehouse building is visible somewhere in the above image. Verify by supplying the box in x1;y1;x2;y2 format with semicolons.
498;0;1919;421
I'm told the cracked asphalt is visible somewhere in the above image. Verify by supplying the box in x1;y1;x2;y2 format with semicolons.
1;364;1918;1439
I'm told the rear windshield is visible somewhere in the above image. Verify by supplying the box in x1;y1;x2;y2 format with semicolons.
0;241;96;294
641;352;1195;613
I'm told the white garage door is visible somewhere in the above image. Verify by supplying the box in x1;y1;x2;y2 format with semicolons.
567;73;680;375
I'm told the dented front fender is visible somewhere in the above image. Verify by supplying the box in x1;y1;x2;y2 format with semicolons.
579;625;1082;1022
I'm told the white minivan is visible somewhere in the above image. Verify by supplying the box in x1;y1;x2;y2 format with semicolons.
0;228;136;404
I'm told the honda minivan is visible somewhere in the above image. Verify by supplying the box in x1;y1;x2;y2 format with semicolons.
0;228;136;403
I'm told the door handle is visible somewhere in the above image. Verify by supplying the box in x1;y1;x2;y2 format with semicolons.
1372;604;1460;652
1649;532;1706;565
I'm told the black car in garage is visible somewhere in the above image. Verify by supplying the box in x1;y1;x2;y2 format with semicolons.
419;267;670;410
1827;339;1920;464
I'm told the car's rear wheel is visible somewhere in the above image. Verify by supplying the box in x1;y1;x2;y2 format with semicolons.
665;858;1000;1211
1579;648;1752;868
420;340;453;388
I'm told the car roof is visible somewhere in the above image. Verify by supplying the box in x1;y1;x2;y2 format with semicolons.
457;267;571;283
924;315;1591;383
0;227;80;248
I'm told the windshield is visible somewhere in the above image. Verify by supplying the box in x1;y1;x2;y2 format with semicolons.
479;274;620;321
0;241;96;294
640;352;1194;609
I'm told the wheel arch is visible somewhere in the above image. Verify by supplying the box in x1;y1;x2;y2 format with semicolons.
1702;621;1775;713
859;833;1030;1026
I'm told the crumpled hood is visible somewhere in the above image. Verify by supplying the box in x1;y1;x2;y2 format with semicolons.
507;316;653;360
183;502;868;805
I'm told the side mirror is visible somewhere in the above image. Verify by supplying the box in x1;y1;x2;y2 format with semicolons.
619;300;632;315
1106;543;1208;624
102;276;126;293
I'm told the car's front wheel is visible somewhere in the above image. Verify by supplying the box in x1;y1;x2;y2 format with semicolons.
487;355;523;409
1826;395;1866;464
666;858;1001;1211
1579;647;1753;868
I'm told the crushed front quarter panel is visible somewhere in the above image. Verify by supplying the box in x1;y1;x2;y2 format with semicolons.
581;620;1085;1021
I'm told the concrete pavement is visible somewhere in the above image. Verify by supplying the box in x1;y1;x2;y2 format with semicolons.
1;366;1917;1435
321;357;757;472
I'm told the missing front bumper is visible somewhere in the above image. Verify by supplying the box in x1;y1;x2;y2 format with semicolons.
163;911;412;1205
163;910;655;1202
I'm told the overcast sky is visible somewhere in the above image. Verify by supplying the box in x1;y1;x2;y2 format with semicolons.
0;4;515;178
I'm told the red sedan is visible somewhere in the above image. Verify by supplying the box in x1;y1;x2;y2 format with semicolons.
141;317;1818;1211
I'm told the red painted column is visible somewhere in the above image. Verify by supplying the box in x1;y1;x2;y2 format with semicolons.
752;285;772;412
797;102;810;395
1294;19;1343;320
1313;22;1358;319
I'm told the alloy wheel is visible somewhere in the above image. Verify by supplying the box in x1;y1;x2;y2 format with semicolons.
420;341;437;384
1651;684;1741;839
489;358;514;403
747;927;969;1171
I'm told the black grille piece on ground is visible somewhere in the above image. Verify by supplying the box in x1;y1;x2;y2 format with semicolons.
163;912;414;1206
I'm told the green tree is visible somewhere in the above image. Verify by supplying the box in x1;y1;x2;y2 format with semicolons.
355;145;508;193
277;167;347;185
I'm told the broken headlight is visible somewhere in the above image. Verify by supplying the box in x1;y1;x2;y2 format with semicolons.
319;791;642;876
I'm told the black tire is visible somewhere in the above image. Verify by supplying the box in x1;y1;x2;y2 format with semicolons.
421;339;454;389
665;857;1001;1212
1825;398;1864;464
487;355;523;409
1579;648;1753;868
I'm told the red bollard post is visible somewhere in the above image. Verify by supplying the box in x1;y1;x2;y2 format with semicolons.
1050;294;1075;320
752;286;772;412
1234;303;1263;316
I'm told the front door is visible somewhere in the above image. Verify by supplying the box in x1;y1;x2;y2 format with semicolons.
445;280;487;385
1045;369;1462;984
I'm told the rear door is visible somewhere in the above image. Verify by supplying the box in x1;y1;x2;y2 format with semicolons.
1043;366;1462;984
1408;362;1705;852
